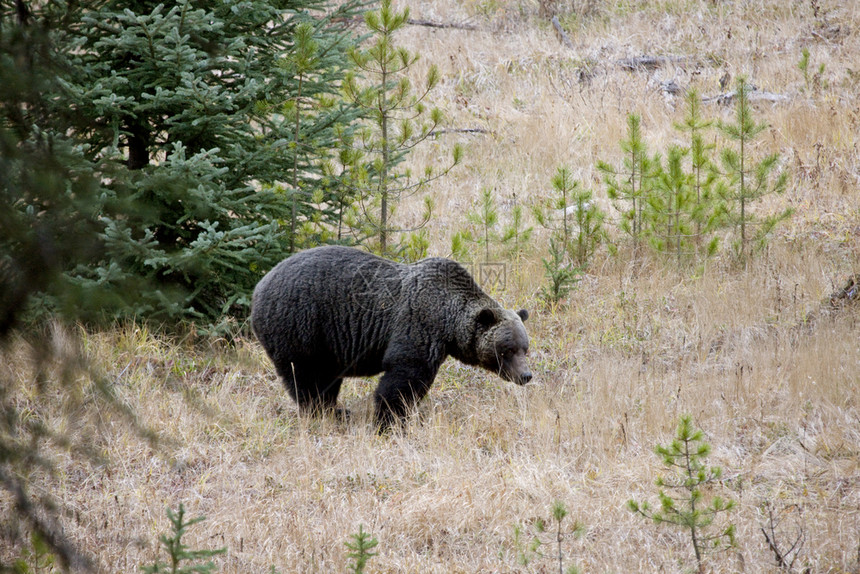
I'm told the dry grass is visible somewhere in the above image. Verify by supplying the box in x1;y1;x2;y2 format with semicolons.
3;0;860;572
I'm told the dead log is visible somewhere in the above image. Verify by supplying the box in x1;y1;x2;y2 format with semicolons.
616;55;690;71
702;88;790;105
430;127;491;137
551;16;574;50
407;18;477;31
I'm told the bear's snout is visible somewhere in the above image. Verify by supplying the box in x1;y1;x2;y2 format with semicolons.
501;362;532;385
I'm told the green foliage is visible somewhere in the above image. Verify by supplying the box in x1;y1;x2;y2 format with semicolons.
453;188;531;262
671;89;722;260
14;0;365;331
798;47;826;93
13;532;57;574
648;145;705;266
597;87;788;268
628;415;736;573
597;114;658;251
345;525;378;574
0;9;143;571
403;228;431;262
513;501;583;574
501;203;534;258
535;166;610;269
717;76;791;261
454;188;497;262
342;0;462;256
534;166;606;303
0;2;115;334
541;237;581;304
141;504;225;574
467;187;500;263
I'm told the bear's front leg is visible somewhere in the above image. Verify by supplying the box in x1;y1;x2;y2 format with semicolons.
374;360;439;431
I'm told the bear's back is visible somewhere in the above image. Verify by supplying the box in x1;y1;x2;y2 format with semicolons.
251;246;406;369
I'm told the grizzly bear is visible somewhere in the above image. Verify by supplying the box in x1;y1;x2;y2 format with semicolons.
251;245;531;429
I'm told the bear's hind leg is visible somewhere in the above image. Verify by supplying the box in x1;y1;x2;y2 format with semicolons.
279;364;344;417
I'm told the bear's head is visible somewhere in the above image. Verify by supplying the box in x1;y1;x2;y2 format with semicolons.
474;307;532;385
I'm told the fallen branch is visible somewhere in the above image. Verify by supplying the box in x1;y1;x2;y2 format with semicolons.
702;88;790;105
616;55;691;71
430;127;491;137
407;18;477;31
551;16;574;50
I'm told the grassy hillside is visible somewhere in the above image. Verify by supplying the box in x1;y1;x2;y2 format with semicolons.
4;0;860;572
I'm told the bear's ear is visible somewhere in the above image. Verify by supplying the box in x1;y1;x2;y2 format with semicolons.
517;309;529;322
476;307;499;328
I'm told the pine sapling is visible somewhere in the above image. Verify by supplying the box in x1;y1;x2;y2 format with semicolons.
598;114;658;253
345;525;378;574
649;146;698;267
674;88;721;256
628;415;736;574
551;501;584;574
470;187;501;263
453;188;530;263
141;504;225;574
501;203;534;259
283;22;318;253
717;76;791;261
343;0;462;255
513;501;583;574
534;166;609;269
541;237;581;304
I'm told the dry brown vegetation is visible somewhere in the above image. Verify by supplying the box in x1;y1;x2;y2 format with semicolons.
3;0;860;572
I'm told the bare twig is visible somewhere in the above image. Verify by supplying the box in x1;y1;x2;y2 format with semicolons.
760;502;805;572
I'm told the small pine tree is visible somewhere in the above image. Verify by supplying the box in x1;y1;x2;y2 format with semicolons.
797;47;826;94
501;203;534;259
513;501;583;574
452;188;530;263
141;504;226;574
674;89;721;256
345;525;378;574
534;166;609;269
541;238;581;304
597;114;658;253
628;415;736;573
468;187;501;263
343;0;462;256
717;76;791;261
648;146;698;267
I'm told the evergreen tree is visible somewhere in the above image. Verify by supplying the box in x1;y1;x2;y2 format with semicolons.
674;89;721;255
343;0;462;256
717;76;791;260
648;146;697;267
465;187;501;263
53;0;364;328
1;6;146;569
597;114;657;253
452;188;532;263
534;166;609;269
500;203;534;259
0;2;117;332
628;415;736;573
